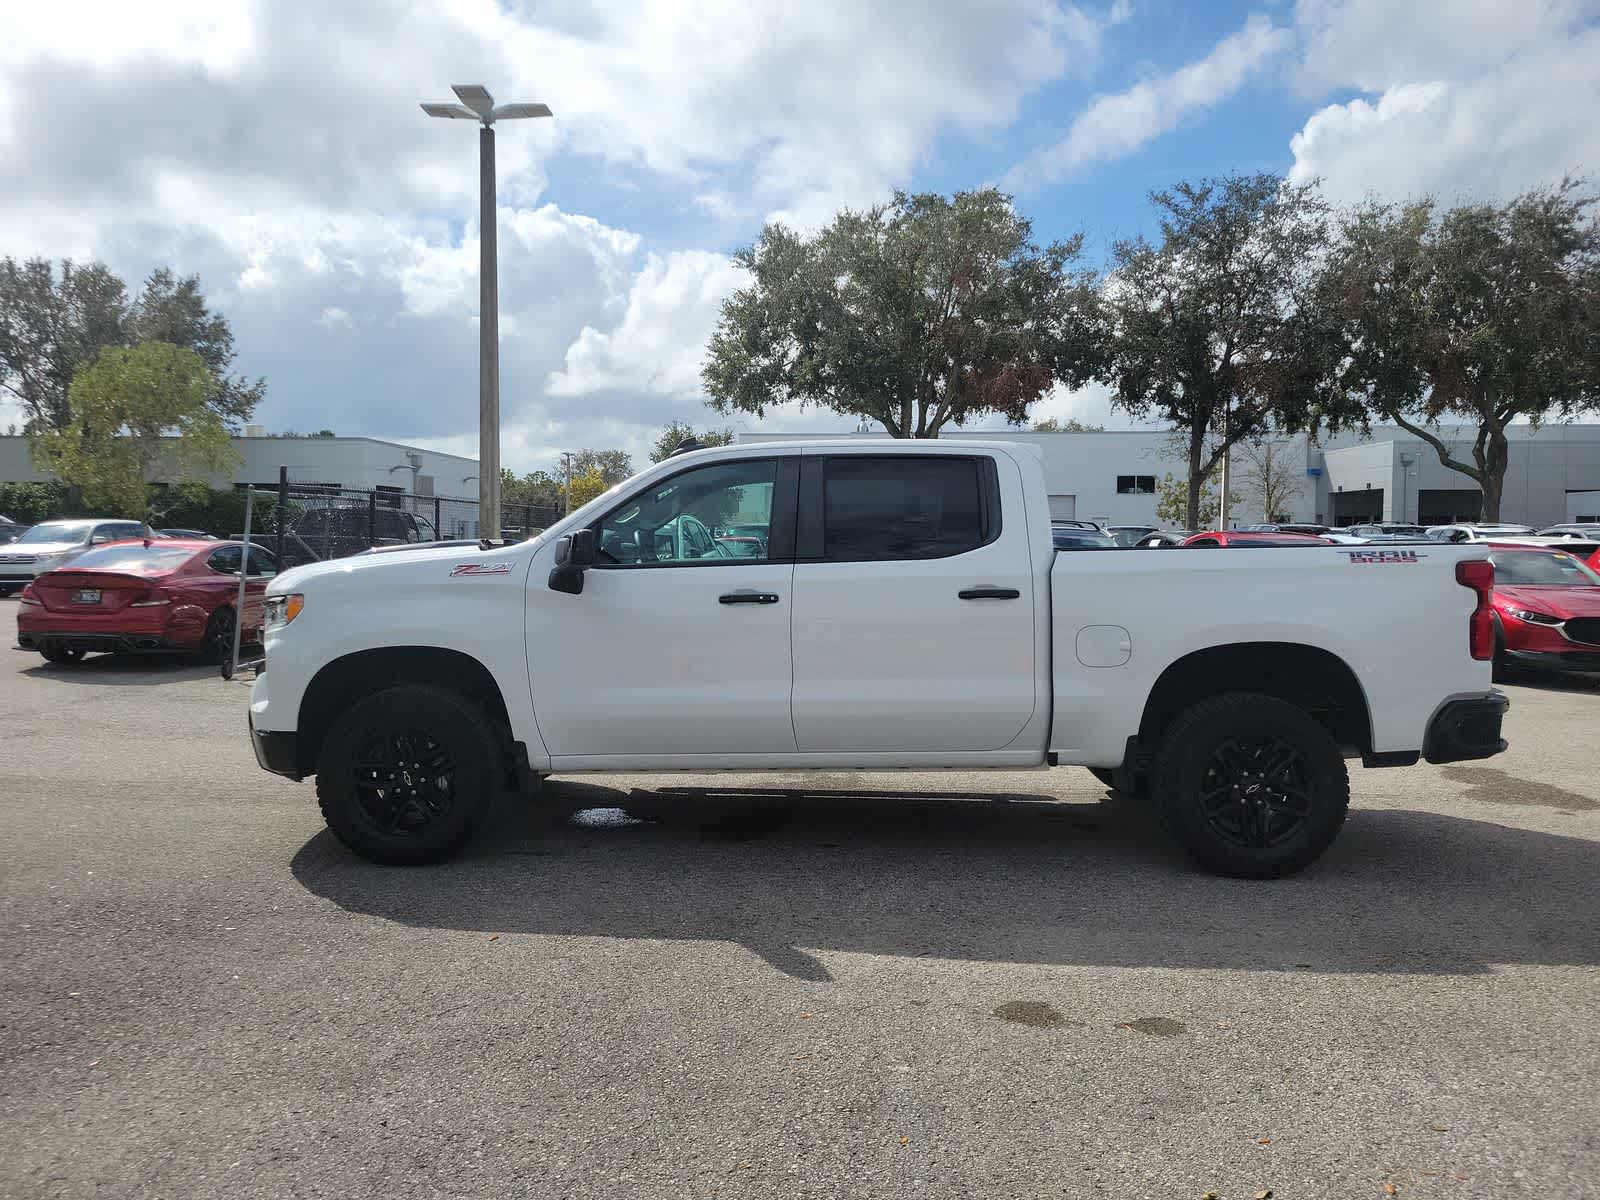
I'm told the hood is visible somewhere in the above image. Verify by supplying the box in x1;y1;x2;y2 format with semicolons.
269;539;540;593
0;541;86;556
1496;584;1600;620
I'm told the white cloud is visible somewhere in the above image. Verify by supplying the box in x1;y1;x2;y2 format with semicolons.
547;250;746;400
1288;6;1600;205
1006;15;1292;189
317;306;352;330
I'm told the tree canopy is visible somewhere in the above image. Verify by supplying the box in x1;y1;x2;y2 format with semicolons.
32;342;239;519
1100;174;1336;529
703;188;1103;438
0;258;263;437
1320;180;1600;519
650;420;735;463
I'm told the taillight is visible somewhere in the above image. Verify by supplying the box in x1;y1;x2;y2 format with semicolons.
18;583;41;606
130;588;171;608
1456;559;1495;661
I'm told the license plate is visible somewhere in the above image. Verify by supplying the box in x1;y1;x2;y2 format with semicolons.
72;589;101;604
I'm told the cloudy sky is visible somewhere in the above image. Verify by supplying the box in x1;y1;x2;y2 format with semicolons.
3;0;1596;475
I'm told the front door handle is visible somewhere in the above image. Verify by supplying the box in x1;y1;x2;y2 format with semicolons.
719;591;781;605
959;586;1021;600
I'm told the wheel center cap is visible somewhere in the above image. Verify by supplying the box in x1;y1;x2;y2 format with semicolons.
402;771;414;786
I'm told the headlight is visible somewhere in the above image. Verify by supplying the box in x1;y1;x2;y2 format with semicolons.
263;594;305;630
1505;605;1560;625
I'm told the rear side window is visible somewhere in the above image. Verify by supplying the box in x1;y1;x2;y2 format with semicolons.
818;456;993;562
207;546;243;573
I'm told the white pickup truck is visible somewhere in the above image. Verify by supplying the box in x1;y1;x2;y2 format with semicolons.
249;439;1507;877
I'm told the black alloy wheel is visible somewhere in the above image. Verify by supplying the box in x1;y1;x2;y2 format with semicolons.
205;605;236;664
1196;736;1313;849
1153;691;1348;878
316;684;500;865
350;729;458;837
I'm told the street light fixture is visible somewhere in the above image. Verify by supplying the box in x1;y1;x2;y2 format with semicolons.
421;83;553;539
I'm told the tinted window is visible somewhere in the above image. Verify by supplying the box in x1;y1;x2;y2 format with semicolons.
242;546;278;577
62;544;197;572
93;523;141;542
1116;475;1156;495
207;546;243;573
596;459;776;566
822;457;986;562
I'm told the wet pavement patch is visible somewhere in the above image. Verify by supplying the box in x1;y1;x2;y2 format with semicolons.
1121;1017;1186;1037
993;1000;1078;1028
1441;765;1598;811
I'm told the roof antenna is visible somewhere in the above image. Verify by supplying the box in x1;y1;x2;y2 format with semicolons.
669;436;702;458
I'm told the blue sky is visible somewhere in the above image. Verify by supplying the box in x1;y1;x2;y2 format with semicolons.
3;0;1597;478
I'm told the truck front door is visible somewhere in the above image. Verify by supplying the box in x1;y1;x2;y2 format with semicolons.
526;455;799;759
788;451;1038;753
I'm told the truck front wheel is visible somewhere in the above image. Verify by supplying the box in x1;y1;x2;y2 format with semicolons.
1153;692;1349;879
315;684;501;865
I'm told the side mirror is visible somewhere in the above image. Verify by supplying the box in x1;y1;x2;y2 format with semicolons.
549;528;596;594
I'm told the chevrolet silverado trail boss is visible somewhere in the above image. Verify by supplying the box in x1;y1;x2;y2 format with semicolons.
248;440;1508;878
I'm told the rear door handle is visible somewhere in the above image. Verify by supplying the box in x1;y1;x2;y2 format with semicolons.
959;586;1020;600
719;591;780;605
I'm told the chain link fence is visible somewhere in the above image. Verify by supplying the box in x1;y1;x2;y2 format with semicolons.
228;473;561;568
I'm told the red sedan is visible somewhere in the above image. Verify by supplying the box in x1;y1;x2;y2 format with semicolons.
16;539;276;664
1485;544;1600;679
1180;531;1331;547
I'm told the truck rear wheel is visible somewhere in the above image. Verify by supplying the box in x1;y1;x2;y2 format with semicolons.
1153;692;1348;879
315;684;500;865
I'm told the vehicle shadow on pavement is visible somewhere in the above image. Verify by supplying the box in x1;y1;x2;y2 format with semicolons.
290;779;1600;982
19;654;218;685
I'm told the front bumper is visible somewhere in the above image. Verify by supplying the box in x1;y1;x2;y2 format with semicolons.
1504;647;1600;674
250;714;302;780
1423;691;1510;765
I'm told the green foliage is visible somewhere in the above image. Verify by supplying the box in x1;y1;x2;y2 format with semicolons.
1320;179;1600;519
1154;469;1235;529
650;420;735;462
571;448;633;485
567;467;610;509
32;342;240;519
0;480;72;524
1030;416;1105;432
703;188;1104;437
501;468;565;513
1101;174;1336;529
0;258;263;437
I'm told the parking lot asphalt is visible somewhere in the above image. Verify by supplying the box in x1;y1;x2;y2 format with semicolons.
1;601;1597;1200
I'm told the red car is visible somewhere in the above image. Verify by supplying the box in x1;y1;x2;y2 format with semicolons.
1484;544;1600;679
16;539;276;664
1180;531;1331;547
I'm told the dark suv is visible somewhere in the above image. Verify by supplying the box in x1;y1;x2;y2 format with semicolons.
293;505;438;559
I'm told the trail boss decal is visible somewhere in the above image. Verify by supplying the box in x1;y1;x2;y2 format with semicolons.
450;562;513;577
1339;549;1427;564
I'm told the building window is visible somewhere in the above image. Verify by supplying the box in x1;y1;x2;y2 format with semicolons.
1116;475;1156;495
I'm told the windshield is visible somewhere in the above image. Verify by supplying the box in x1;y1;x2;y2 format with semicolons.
17;522;88;545
1491;550;1600;587
60;544;197;572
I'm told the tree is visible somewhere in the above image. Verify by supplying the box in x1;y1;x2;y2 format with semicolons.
1321;181;1600;520
1100;174;1337;529
1234;437;1304;523
32;343;239;518
1030;416;1105;432
571;448;633;486
501;468;564;513
567;467;610;510
1154;468;1235;529
650;420;735;463
703;188;1103;437
0;257;263;436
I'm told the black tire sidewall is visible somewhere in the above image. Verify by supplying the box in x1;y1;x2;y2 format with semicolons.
1155;693;1349;879
316;685;499;865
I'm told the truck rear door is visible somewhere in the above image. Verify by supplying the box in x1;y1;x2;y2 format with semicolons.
788;449;1038;752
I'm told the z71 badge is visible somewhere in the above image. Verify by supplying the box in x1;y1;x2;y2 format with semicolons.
1339;549;1426;564
450;562;513;577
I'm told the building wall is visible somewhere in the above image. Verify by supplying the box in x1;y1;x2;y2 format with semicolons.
0;435;480;499
738;422;1600;529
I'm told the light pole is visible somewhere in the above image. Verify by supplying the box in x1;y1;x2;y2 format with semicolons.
421;83;552;540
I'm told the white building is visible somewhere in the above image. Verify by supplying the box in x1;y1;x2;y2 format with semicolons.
0;431;480;501
738;423;1600;529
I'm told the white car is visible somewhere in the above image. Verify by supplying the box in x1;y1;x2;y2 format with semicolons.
249;440;1508;879
1425;522;1537;542
0;518;148;594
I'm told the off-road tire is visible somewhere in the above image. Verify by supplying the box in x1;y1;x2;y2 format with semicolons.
1153;691;1349;879
315;684;501;865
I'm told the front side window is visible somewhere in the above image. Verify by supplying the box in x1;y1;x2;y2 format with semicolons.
821;456;987;562
596;459;777;566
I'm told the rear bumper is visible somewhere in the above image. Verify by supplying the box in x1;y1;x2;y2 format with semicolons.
1423;691;1510;765
16;631;182;653
250;714;302;780
1504;647;1600;674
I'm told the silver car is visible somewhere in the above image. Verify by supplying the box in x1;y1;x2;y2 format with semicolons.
0;518;148;594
